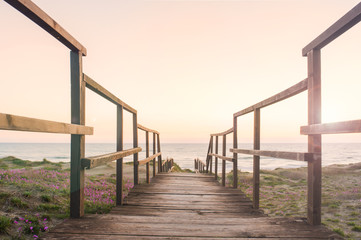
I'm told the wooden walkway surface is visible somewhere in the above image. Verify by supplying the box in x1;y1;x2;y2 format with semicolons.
46;173;340;239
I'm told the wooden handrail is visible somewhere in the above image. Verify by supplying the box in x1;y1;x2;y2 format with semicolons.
84;74;137;114
300;119;361;135
210;128;233;136
81;148;142;169
208;153;233;162
137;124;160;134
302;2;361;56
230;148;319;162
4;0;87;56
138;152;161;165
0;113;93;135
233;79;308;117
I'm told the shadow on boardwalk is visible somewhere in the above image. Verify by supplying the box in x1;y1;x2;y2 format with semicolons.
45;173;341;239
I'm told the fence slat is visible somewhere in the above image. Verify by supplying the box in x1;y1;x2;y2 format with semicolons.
133;114;139;185
146;131;150;184
222;135;226;187
301;119;361;135
116;105;123;205
253;109;260;209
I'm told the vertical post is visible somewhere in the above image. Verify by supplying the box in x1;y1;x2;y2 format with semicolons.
157;134;162;173
194;159;197;171
116;105;124;205
222;135;226;187
70;51;85;218
153;133;156;177
253;109;260;209
307;49;322;225
133;114;139;185
233;116;238;189
206;137;212;173
209;136;213;174
146;131;150;184
215;136;218;180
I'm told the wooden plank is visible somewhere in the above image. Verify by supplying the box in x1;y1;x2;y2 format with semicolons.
302;2;361;56
253;108;260;210
137;124;160;135
210;127;233;136
146;131;150;184
233;79;308;117
4;0;87;56
133;113;139;185
83;74;136;114
300;119;361;135
307;49;322;226
70;51;85;218
233;116;238;189
222;135;226;187
138;152;162;166
206;137;212;173
209;136;213;174
230;148;318;162
81;148;142;169
214;136;218;180
208;153;233;162
0;113;93;135
157;134;162;173
116;105;123;206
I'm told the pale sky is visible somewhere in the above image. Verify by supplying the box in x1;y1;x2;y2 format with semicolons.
1;0;361;143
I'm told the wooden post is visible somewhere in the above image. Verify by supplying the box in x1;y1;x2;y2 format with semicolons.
253;108;260;209
116;105;123;205
70;51;85;218
133;113;139;185
206;137;212;173
233;116;238;189
222;135;226;187
210;136;213;174
194;159;197;171
146;131;150;184
153;133;156;177
307;49;322;225
157;134;162;173
215;136;218;180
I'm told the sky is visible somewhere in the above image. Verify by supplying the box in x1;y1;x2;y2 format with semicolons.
1;0;361;143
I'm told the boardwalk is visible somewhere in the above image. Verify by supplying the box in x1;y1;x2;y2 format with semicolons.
46;173;340;239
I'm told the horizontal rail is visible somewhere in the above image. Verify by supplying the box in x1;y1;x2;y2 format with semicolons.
230;148;319;162
234;79;308;117
83;74;137;114
208;153;234;162
138;152;161;165
4;0;87;56
81;147;142;169
0;113;93;135
210;128;233;137
137;124;160;135
302;2;361;56
301;119;361;135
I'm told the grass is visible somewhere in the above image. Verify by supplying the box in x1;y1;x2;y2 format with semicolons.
223;162;361;240
0;156;135;239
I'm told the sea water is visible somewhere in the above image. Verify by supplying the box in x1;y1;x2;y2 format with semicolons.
0;142;360;172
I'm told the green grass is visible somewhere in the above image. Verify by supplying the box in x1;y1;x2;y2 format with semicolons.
0;216;12;234
10;197;28;209
333;228;345;237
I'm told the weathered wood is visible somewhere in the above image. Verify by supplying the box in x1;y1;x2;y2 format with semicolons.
70;51;85;218
210;127;233;136
4;0;87;55
300;119;361;135
157;134;162;173
83;74;136;114
153;133;156;177
116;105;123;205
82;148;142;169
138;152;162;166
214;136;218;180
307;49;322;226
222;135;226;187
233;116;238;189
206;137;212;173
137;124;160;135
230;148;318;162
209;136;213;174
146;131;150;184
302;2;361;56
208;153;233;162
0;113;93;135
253;108;260;210
133;113;139;185
233;79;308;117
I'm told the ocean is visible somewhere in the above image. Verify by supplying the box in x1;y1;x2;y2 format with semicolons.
0;143;360;172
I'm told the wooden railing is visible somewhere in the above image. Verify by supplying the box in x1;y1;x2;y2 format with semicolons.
2;0;171;218
194;158;206;173
201;2;361;226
